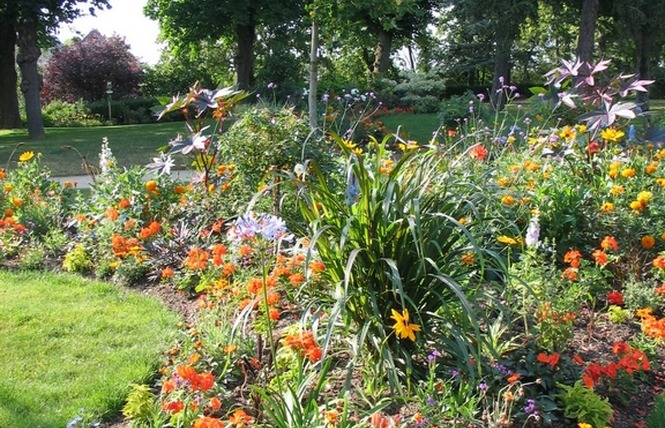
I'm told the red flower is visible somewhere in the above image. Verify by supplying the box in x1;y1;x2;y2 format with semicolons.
607;290;624;306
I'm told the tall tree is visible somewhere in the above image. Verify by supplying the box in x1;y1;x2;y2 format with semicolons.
145;0;305;91
0;0;109;137
613;0;665;110
337;0;442;76
576;0;599;62
0;11;20;128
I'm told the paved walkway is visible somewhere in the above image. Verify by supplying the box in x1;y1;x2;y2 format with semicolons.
50;169;197;189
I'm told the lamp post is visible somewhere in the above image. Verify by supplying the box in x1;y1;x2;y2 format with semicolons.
106;81;113;121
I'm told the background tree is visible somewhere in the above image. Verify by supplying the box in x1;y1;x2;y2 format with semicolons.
145;0;306;91
0;12;21;128
42;30;143;102
0;0;109;137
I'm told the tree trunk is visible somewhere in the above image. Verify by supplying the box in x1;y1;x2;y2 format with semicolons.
635;25;653;110
234;22;256;91
576;0;599;63
372;28;393;75
0;21;21;129
491;29;512;111
308;18;319;130
16;22;44;139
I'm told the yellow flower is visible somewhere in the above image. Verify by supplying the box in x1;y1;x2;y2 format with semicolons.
398;141;419;152
636;307;653;318
601;128;625;142
342;140;357;150
497;235;518;246
637;191;653;205
657;178;665;187
501;195;515;206
577;423;593;428
496;177;512;187
600;202;614;212
559;125;576;141
390;308;421;342
461;252;475;265
18;151;35;162
630;200;644;211
610;185;624;196
575;124;587;133
621;168;636;178
145;180;158;193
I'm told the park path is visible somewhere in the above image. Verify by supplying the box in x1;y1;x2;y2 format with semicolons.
50;169;197;189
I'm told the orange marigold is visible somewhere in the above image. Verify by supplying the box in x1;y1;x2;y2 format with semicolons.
600;236;619;252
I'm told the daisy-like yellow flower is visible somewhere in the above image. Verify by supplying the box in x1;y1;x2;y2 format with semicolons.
575;124;587;133
461;252;475;265
390;308;421;341
397;140;419;152
600;202;614;212
621;168;636;178
497;235;518;246
610;185;625;195
501;195;515;206
601;128;625;143
496;177;512;187
656;178;665;188
577;423;592;428
636;307;653;318
637;191;653;205
18;151;34;162
558;125;576;141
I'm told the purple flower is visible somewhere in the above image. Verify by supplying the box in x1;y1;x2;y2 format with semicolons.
426;396;436;406
267;82;276;89
427;350;442;363
478;381;488;391
259;214;287;240
523;399;537;414
477;93;485;102
450;369;460;378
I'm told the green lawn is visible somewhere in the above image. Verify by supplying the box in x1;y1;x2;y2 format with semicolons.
0;121;190;176
0;271;179;428
379;112;442;144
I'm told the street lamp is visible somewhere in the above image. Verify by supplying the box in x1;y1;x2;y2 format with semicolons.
106;81;113;121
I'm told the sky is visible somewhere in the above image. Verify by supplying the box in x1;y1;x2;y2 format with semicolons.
56;0;163;65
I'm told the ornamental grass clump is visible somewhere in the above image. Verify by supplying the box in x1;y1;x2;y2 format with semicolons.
295;133;506;389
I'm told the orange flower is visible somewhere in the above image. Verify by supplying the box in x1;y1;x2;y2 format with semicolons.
572;354;585;365
106;208;119;221
161;267;174;279
655;284;665;296
469;144;488;161
117;198;131;209
653;255;665;269
212;243;228;266
561;267;578;282
600;236;619;252
139;220;161;240
194;416;224;428
228;409;253;427
536;352;560;368
11;197;22;207
563;249;582;267
592;249;607;265
269;308;281;321
507;372;521;383
209;397;222;411
161;378;176;394
288;272;305;286
185;247;210;270
162;400;184;413
145;180;158;193
642;235;656;250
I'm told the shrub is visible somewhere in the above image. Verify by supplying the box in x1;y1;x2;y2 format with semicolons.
86;97;164;125
42;30;143;103
42;100;103;127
